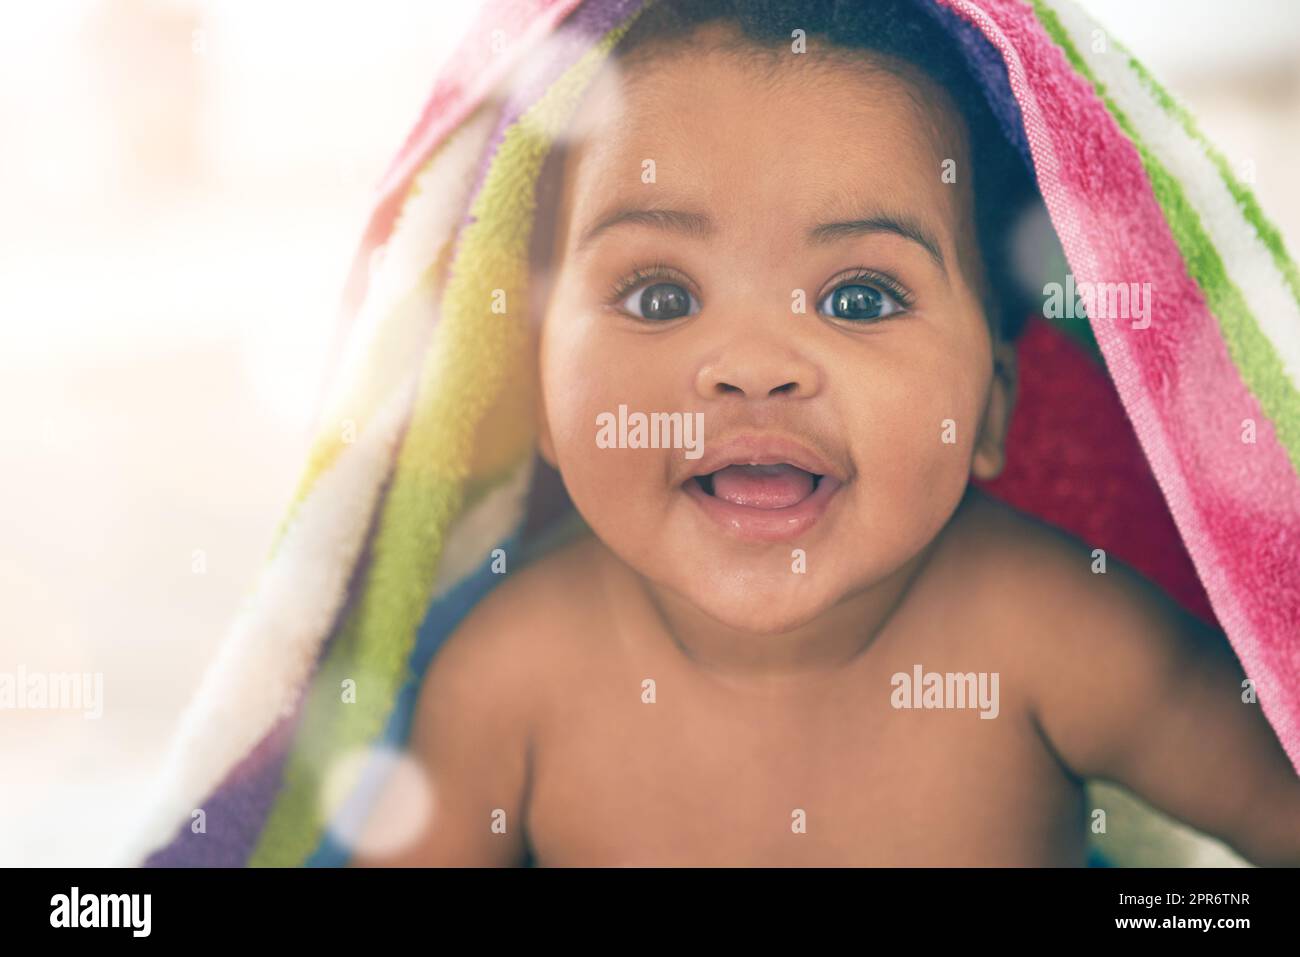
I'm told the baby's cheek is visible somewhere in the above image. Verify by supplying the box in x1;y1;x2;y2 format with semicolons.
542;350;666;524
545;376;602;460
542;321;609;446
856;371;980;533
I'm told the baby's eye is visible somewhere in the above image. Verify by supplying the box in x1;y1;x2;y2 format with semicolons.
619;280;700;322
817;281;907;322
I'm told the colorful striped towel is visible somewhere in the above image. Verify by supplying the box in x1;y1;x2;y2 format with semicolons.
117;0;1300;867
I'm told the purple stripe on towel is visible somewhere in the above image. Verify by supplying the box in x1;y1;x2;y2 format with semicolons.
144;712;302;867
918;0;1032;169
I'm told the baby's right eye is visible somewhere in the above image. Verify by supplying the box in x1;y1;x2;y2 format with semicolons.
607;263;700;322
620;281;699;321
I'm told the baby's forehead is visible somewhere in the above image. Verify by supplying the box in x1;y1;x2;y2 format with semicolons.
552;47;973;261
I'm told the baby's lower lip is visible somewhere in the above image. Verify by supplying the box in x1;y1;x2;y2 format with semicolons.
681;469;843;543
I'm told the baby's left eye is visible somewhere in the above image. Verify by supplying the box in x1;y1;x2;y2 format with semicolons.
817;282;906;322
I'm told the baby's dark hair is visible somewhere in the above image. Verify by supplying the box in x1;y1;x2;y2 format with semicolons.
602;0;1040;341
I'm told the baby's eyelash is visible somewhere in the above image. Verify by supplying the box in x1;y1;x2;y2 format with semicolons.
825;268;915;310
605;261;691;305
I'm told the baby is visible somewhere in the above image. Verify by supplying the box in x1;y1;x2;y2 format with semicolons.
355;0;1300;866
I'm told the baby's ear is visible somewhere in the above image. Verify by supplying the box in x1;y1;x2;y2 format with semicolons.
971;336;1019;481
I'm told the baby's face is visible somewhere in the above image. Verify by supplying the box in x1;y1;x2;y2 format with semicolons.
534;31;1012;634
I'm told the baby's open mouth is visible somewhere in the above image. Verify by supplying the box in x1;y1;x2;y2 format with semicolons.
677;433;847;542
692;463;822;509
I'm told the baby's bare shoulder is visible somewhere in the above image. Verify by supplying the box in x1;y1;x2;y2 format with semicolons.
433;532;616;683
365;536;613;865
405;533;614;784
918;490;1104;707
949;488;1202;646
947;489;1198;656
948;489;1101;597
948;489;1229;766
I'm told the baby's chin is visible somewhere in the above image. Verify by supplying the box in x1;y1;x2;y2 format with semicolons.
569;495;896;637
633;546;870;637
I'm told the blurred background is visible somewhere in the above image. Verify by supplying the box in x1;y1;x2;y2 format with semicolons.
1;0;1297;866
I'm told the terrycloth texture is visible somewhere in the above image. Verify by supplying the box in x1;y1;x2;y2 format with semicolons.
116;0;1300;868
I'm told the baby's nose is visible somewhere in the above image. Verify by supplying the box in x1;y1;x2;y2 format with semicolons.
693;341;822;400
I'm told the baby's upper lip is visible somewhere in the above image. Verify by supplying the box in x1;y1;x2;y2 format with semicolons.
680;431;850;484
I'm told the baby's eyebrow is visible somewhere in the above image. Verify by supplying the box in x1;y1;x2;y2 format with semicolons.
808;213;946;273
574;203;946;273
575;206;712;253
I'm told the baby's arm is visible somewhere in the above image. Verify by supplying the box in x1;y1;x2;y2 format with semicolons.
1022;541;1300;866
349;583;536;867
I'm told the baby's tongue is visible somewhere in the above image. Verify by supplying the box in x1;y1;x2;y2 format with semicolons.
709;464;816;509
